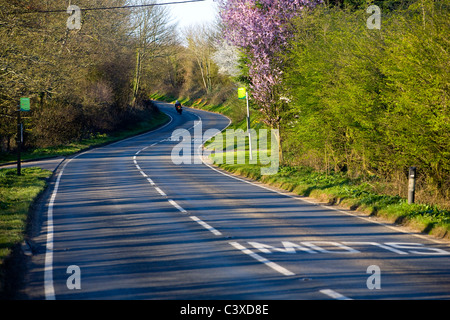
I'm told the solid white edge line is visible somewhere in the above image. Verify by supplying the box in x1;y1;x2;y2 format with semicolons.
44;150;90;300
320;289;352;300
190;216;222;236
229;241;295;276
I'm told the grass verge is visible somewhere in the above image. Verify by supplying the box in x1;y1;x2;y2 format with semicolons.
0;167;52;290
154;92;450;241
213;163;450;240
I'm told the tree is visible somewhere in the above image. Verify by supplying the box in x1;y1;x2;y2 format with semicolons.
183;23;219;95
218;0;321;129
0;0;154;151
282;0;449;202
129;0;177;106
212;39;240;78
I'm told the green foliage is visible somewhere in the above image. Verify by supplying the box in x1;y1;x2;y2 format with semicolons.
0;168;51;264
0;108;169;164
282;1;449;202
0;0;164;156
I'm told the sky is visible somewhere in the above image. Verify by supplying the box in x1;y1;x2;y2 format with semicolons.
166;0;219;31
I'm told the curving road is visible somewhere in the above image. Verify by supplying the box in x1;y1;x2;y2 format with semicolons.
23;102;450;300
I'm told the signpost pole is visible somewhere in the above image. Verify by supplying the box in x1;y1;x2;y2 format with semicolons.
17;98;30;176
17;106;21;176
238;87;252;161
246;94;253;161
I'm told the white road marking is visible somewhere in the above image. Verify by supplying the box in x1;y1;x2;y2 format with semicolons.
342;241;408;255
229;241;295;277
44;111;175;300
140;171;148;178
320;289;352;300
44;150;91;300
147;177;155;186
301;241;361;254
190;216;222;236
168;199;187;213
155;187;167;197
246;240;449;256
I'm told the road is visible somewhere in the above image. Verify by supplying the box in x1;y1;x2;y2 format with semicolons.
0;157;65;172
23;101;450;300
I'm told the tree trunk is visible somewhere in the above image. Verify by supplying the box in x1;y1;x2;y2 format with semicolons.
132;48;142;107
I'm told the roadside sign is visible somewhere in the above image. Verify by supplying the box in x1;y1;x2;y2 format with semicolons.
238;87;246;100
20;97;30;111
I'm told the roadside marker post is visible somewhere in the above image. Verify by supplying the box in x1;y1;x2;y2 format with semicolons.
408;166;416;204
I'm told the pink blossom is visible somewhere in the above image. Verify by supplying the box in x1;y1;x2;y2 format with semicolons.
218;0;320;123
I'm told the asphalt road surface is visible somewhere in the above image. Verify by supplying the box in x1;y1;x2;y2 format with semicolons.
1;157;65;172
23;102;450;300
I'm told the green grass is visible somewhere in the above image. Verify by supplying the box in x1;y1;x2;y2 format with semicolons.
213;161;450;239
0;168;52;265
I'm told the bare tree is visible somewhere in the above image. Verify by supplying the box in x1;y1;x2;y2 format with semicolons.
183;23;218;95
129;0;177;105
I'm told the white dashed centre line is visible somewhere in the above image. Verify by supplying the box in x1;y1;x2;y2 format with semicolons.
168;199;188;213
320;289;352;300
154;186;167;197
130;111;354;300
190;216;222;236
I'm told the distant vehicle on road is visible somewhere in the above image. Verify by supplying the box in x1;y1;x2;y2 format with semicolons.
175;100;182;115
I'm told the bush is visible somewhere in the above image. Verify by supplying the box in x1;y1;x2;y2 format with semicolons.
282;1;450;206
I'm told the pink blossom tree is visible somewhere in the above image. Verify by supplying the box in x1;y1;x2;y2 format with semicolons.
218;0;320;128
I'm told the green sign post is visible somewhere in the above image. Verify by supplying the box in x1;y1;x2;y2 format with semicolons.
238;87;246;100
20;97;30;112
17;98;30;175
